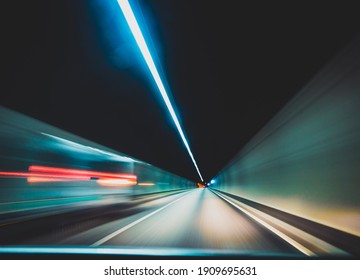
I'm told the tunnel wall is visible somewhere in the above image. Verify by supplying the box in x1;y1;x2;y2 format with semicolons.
213;36;360;237
0;106;194;213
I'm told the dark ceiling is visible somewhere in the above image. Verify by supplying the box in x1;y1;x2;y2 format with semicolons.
2;0;360;182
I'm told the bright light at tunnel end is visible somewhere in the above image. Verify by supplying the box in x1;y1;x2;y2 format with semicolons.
116;0;203;182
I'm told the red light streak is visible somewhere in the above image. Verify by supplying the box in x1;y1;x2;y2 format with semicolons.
0;171;31;178
0;165;137;186
29;165;137;180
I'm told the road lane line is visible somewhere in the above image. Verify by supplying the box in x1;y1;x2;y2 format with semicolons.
91;189;195;246
211;189;315;256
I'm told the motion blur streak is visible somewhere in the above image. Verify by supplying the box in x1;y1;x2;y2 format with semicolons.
41;133;136;163
0;171;90;181
29;165;137;180
137;182;155;186
97;178;137;186
0;166;137;184
27;177;81;183
116;0;204;182
0;171;34;178
211;36;360;254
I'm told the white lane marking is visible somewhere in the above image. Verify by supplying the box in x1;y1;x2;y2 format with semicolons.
91;190;195;246
211;190;315;256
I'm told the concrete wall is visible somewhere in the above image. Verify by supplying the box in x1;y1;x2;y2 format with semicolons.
213;36;360;237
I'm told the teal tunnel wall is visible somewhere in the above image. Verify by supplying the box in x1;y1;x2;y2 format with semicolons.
212;36;360;237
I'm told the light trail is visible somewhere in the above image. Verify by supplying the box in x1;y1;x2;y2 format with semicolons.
29;165;137;180
116;0;203;181
137;182;155;186
0;166;137;185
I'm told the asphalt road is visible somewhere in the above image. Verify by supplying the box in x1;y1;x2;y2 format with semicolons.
0;188;303;256
62;189;302;256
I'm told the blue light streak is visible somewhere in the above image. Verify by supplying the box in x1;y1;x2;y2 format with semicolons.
116;0;203;181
